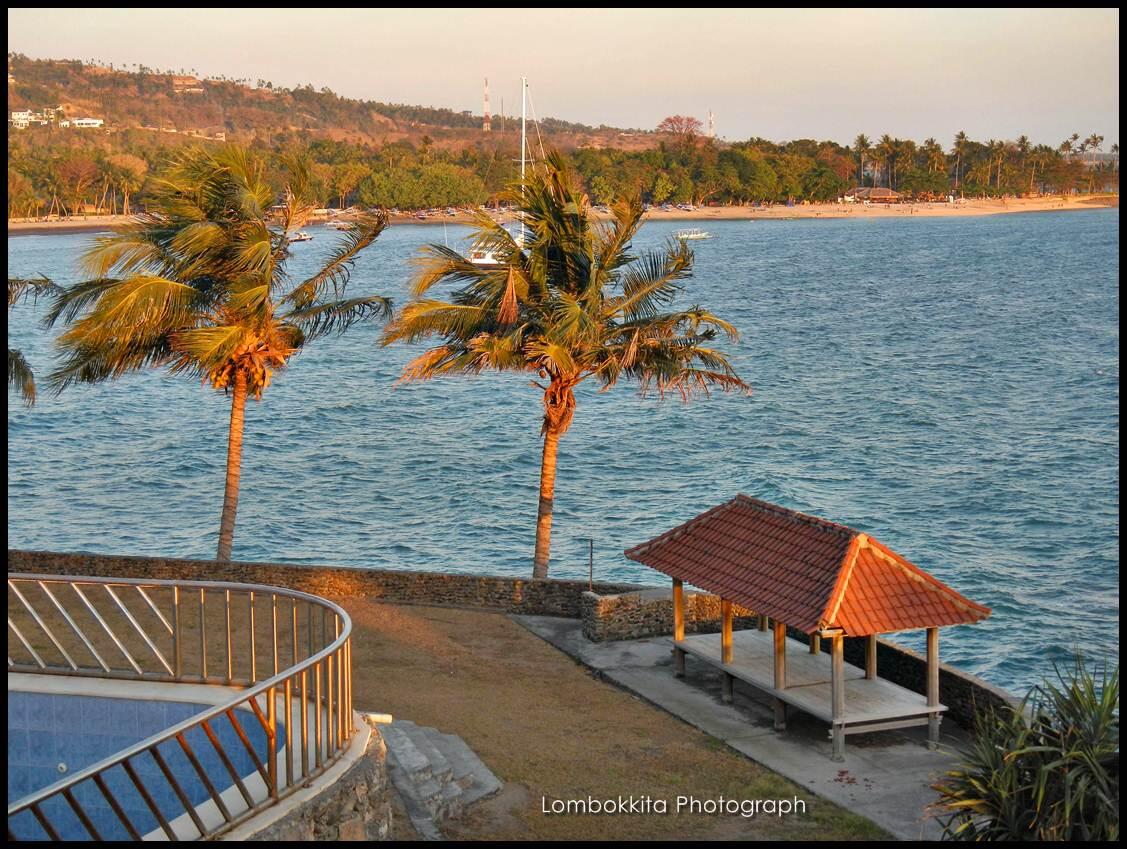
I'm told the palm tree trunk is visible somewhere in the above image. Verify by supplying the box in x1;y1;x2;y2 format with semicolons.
532;426;562;579
216;369;248;561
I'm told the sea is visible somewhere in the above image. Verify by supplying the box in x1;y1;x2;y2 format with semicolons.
7;210;1120;696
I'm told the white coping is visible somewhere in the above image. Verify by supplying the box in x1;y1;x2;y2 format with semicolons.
8;674;372;841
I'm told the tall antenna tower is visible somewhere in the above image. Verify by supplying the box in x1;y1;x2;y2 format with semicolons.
708;110;715;138
483;77;491;132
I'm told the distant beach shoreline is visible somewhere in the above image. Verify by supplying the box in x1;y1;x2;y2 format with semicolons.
7;195;1117;236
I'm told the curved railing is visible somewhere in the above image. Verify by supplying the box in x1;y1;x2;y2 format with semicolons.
6;573;354;841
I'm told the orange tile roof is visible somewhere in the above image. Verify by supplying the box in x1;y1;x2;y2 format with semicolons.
624;494;990;636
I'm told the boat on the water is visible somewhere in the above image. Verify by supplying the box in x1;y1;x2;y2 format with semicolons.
468;247;501;266
674;228;712;241
289;231;314;242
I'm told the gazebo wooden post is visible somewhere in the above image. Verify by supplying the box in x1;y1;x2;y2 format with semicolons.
927;627;940;748
720;599;734;704
672;578;685;678
809;633;820;654
773;621;787;731
758;613;768;631
865;634;878;679
829;630;846;761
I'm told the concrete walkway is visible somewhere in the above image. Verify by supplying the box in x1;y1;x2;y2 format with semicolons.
513;616;968;841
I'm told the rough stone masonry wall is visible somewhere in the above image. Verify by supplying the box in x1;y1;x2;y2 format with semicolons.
580;588;1017;729
247;719;392;841
7;550;642;617
580;588;761;641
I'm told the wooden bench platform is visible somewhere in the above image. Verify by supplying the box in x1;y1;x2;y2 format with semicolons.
675;630;945;749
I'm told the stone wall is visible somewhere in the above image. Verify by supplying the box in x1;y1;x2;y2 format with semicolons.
247;719;392;841
580;587;1016;729
7;550;641;618
580;588;760;641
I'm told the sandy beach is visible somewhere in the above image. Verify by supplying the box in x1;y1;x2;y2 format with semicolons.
7;195;1117;236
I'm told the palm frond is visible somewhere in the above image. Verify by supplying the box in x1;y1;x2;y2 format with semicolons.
383;300;490;345
169;325;249;369
8;275;61;308
49;333;176;391
284;210;389;307
55;275;203;348
409;243;494;298
8;348;37;405
42;278;122;327
286;295;392;341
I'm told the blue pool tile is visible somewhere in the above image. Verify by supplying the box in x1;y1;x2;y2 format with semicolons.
8;728;31;765
52;694;84;730
22;693;56;730
8;766;32;800
8;690;28;726
79;697;113;728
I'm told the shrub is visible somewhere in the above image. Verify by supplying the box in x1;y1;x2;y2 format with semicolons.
933;658;1119;841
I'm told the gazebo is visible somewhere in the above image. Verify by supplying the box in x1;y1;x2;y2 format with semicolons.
625;495;991;759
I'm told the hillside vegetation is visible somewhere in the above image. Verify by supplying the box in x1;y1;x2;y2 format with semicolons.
7;54;1117;218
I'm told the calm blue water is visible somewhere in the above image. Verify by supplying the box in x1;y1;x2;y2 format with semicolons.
7;211;1120;695
7;692;273;839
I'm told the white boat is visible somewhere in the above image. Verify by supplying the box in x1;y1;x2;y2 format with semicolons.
467;247;500;266
289;230;314;242
674;228;712;241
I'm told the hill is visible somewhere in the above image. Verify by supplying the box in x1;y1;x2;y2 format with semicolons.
6;54;657;151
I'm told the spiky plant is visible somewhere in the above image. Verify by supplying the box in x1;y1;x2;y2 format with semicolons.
47;145;391;560
383;151;747;579
932;658;1119;841
8;276;61;405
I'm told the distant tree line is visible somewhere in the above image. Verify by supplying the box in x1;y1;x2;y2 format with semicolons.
6;52;1119;217
9;126;1118;220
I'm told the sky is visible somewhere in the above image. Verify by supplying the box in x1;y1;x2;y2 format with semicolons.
7;8;1120;146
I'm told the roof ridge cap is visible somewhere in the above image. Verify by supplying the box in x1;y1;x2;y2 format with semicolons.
734;493;857;539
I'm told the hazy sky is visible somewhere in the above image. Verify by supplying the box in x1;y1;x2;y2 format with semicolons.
7;8;1120;146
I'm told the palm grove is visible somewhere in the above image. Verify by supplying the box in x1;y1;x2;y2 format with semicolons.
21;144;745;578
9;123;1118;220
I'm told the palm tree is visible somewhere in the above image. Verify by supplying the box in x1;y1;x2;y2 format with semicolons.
1016;135;1031;171
1085;133;1104;192
853;134;871;186
107;153;148;216
895;139;917;188
383;152;747;578
952;131;970;194
46;145;391;561
876;135;896;188
923;138;947;176
8;276;61;405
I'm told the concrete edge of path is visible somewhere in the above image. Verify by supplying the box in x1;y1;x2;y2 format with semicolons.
511;614;967;841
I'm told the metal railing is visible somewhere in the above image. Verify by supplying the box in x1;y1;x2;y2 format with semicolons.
7;573;354;841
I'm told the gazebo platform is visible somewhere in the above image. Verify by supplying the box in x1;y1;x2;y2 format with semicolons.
676;630;946;734
625;494;991;759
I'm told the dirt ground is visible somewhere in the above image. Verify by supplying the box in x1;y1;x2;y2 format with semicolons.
341;599;886;841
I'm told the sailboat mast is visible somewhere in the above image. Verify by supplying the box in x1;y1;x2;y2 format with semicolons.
519;76;527;248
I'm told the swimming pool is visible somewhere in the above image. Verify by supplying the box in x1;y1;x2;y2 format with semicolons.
7;692;279;840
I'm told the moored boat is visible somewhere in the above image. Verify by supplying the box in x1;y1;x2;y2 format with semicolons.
674;228;712;241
